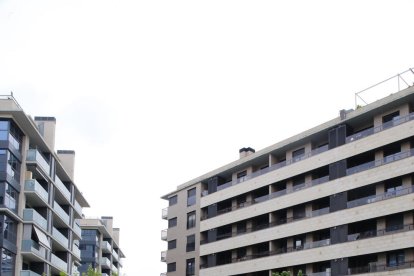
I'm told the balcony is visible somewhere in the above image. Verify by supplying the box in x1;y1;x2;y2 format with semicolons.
21;240;47;260
112;249;119;260
27;149;50;176
73;222;82;239
101;241;112;253
24;179;49;205
52;227;68;248
162;207;168;219
23;209;48;231
51;253;67;272
100;257;111;269
161;229;167;241
348;260;414;275
20;271;43;276
73;244;81;260
160;273;167;276
112;264;118;274
54;175;71;202
161;251;167;262
74;200;82;216
53;201;70;225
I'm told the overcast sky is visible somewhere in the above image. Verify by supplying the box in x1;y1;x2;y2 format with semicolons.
1;0;414;275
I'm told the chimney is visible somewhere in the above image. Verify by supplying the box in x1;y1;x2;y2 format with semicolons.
113;228;120;245
101;216;114;235
239;147;255;159
34;117;56;150
57;150;75;180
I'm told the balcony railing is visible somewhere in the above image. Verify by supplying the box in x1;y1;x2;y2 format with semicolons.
160;273;167;276
20;271;43;276
27;149;50;176
161;229;167;241
100;257;111;268
73;244;81;259
348;260;414;275
112;264;118;273
21;240;46;259
161;251;167;262
202;111;414;197
25;179;49;204
112;249;119;260
51;253;67;272
200;185;414;245
23;209;48;231
52;227;68;247
203;147;414;221
73;222;82;238
162;207;168;219
74;200;82;215
101;241;112;253
53;201;70;225
201;224;414;269
54;175;71;201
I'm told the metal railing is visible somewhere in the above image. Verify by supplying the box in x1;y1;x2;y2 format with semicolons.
348;260;414;275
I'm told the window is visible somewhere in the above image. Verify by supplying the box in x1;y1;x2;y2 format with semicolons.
0;215;17;244
168;195;177;206
292;147;305;159
382;111;400;124
168;239;176;250
186;258;195;276
186;234;195;252
187;211;196;229
168;217;177;228
387;250;405;267
237;171;247;182
1;248;15;276
167;262;176;272
187;188;196;206
0;183;18;212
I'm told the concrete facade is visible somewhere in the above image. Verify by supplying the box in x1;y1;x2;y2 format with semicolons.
161;85;414;276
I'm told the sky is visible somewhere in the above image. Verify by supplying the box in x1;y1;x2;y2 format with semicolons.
0;0;414;275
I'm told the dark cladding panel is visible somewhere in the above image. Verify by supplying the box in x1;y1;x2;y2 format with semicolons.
330;224;348;244
208;176;224;194
330;258;348;275
207;204;217;219
207;254;217;268
330;192;348;212
328;128;337;149
207;228;217;243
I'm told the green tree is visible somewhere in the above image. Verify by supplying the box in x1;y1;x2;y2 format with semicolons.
272;270;303;276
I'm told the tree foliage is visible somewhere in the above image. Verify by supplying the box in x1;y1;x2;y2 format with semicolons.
272;270;303;276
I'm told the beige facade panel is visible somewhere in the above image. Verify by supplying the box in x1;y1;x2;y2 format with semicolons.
200;119;414;209
200;230;414;276
200;156;414;232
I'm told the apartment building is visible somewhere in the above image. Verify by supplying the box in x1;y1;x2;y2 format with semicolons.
0;95;89;275
161;84;414;276
78;216;125;276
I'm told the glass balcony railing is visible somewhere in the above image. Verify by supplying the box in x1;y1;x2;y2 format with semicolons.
161;229;167;241
73;244;81;259
162;207;168;219
101;241;112;253
74;200;82;215
73;222;82;238
161;251;167;262
112;264;118;273
52;227;68;247
100;257;111;268
23;209;48;231
25;179;49;204
20;271;43;276
51;253;67;272
160;273;167;276
112;250;119;260
53;201;70;225
54;175;71;201
21;240;46;259
27;149;50;176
